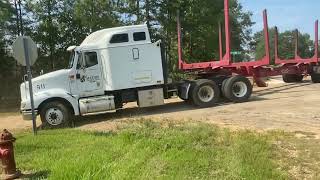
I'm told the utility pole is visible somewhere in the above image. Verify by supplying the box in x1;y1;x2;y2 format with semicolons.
13;0;24;78
18;0;24;36
13;0;20;36
145;0;150;29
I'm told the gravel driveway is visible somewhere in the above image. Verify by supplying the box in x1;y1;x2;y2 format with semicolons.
1;77;320;138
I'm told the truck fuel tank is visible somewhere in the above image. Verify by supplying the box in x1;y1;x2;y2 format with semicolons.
79;96;115;115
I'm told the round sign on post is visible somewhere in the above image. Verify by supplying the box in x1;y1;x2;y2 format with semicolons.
13;36;38;135
13;36;38;66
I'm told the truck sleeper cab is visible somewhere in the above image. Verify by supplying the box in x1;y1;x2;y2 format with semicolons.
20;23;254;128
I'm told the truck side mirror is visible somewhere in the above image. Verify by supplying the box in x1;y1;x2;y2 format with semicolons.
23;74;28;82
155;40;161;47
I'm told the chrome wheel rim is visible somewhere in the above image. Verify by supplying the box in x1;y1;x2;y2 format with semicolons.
232;82;248;98
198;85;215;103
45;108;64;126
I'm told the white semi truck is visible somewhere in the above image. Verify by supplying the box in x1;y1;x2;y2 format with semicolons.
20;24;253;127
19;0;320;128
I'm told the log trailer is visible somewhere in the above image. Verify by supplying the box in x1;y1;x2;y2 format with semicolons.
20;0;320;127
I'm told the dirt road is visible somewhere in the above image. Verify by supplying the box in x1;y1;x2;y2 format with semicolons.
1;77;320;137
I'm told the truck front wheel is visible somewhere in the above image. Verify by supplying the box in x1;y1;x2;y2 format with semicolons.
40;101;72;128
191;79;221;108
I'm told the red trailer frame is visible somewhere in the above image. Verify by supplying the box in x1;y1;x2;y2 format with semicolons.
177;0;319;87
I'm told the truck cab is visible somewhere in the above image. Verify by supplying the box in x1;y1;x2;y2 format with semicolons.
20;24;166;127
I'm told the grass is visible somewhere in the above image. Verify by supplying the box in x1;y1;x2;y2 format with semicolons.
272;131;320;179
10;120;290;180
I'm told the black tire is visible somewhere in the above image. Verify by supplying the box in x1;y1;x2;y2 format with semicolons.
221;78;229;97
311;73;320;83
190;79;221;108
282;74;303;83
296;75;303;82
40;101;73;128
223;75;253;103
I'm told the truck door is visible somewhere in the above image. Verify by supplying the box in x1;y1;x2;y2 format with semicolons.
75;51;104;97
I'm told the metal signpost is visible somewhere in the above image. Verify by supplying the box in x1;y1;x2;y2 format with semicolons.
13;36;38;135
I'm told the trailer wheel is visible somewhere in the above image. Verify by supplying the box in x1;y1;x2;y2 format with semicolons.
311;73;320;83
40;101;72;128
282;74;303;83
223;76;252;103
191;79;220;107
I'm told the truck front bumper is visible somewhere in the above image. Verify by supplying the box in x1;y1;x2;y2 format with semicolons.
21;110;38;120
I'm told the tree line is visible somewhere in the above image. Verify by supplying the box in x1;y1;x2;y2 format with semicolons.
0;0;316;79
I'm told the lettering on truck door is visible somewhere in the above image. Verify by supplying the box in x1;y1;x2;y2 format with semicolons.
75;51;103;97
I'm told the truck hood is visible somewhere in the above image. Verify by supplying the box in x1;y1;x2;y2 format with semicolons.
20;69;71;102
33;69;70;82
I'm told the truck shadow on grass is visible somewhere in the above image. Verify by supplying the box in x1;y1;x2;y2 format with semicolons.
75;81;315;127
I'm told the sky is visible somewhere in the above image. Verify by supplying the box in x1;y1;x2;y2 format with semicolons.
239;0;320;40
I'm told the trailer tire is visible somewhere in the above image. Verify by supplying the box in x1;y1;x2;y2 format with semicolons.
282;74;303;83
40;101;72;128
223;76;252;103
221;78;229;97
191;79;220;108
311;73;320;83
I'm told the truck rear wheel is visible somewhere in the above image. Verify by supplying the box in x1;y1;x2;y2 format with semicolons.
40;101;72;128
223;75;252;103
190;79;220;107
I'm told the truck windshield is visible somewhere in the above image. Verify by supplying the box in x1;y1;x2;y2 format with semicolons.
67;51;75;69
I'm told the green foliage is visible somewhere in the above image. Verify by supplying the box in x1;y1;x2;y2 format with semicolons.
116;0;253;73
253;28;314;64
74;0;121;32
14;121;287;179
0;0;253;77
25;0;82;72
0;0;14;34
0;0;15;77
0;0;315;77
172;0;253;63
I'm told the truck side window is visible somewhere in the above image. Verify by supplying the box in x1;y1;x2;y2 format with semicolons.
110;33;129;43
76;53;83;69
133;32;146;41
84;52;98;68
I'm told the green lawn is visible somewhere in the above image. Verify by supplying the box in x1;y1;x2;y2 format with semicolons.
11;120;291;180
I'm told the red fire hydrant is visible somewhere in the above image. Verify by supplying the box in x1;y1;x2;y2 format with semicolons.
0;129;21;180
